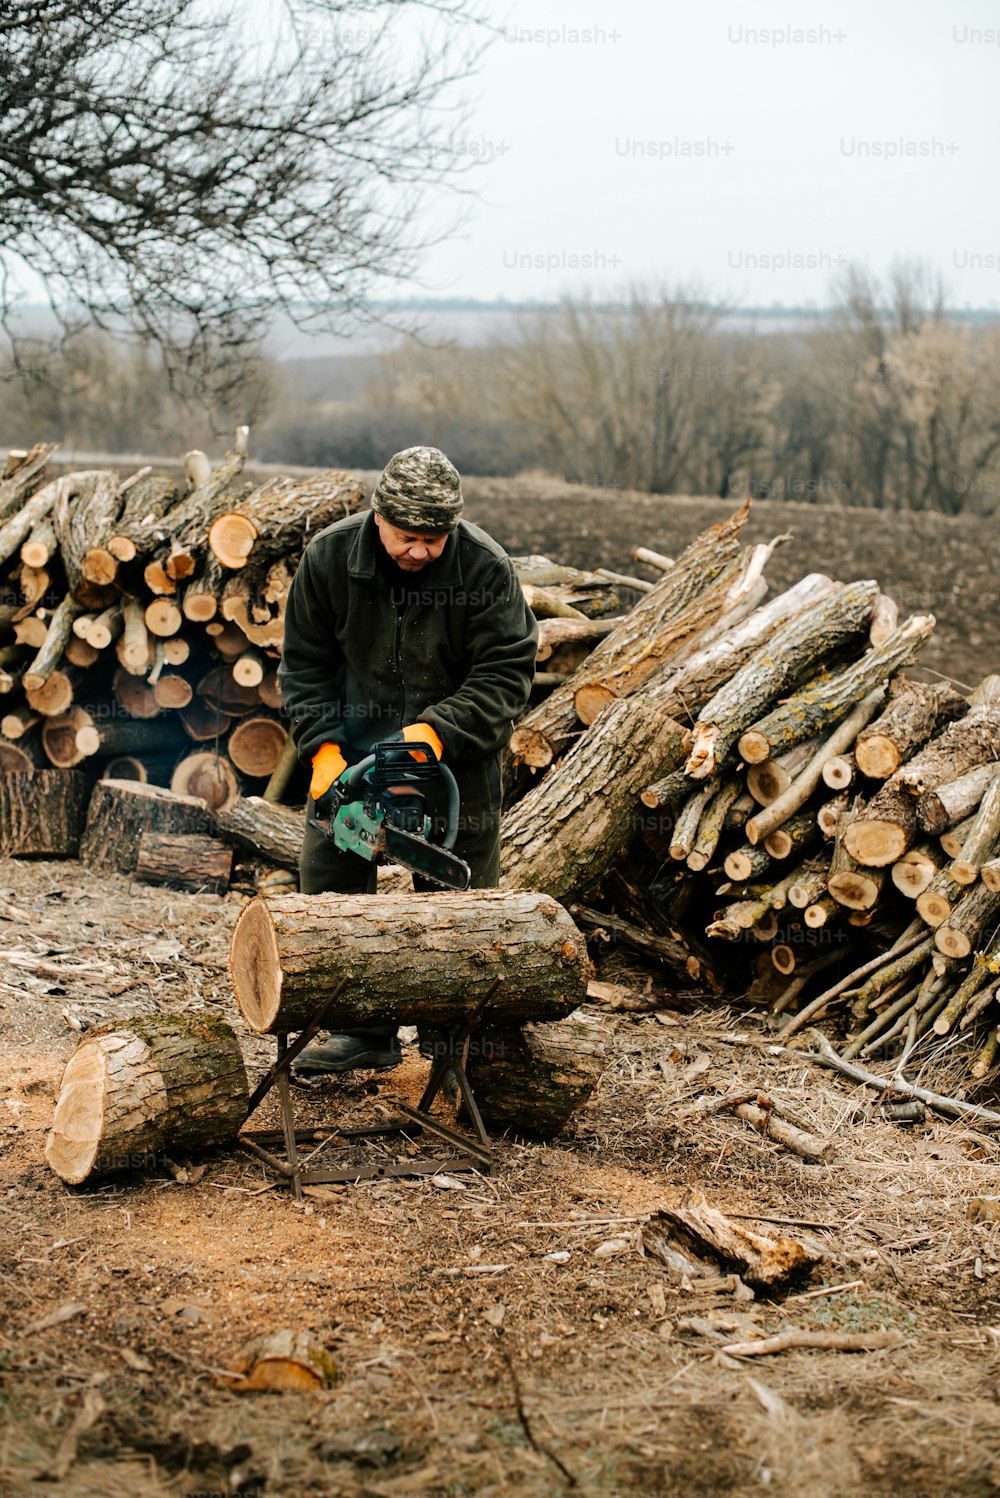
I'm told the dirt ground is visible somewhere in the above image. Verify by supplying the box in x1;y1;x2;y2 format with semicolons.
2;857;999;1498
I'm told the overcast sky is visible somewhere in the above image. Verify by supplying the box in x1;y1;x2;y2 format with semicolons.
412;0;1000;308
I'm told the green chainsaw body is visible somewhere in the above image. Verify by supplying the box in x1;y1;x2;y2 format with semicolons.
309;741;472;891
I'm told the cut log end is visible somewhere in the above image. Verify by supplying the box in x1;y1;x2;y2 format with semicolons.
171;752;240;814
828;871;882;911
844;819;909;868
209;512;258;569
229;898;283;1033
821;755;854;790
508;727;554;771
145;599;183;638
44;1043;107;1186
854;735;901;779
737;729;771;765
573;683;617;727
915;889;955;929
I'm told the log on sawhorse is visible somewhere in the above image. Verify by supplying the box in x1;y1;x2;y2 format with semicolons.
238;976;501;1198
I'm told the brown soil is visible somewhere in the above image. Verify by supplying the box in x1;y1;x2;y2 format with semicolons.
2;859;1000;1498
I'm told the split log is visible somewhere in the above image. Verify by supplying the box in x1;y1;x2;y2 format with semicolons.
0;770;90;857
500;699;689;904
736;615;934;766
45;1015;248;1186
642;1190;821;1290
135;832;233;894
227;717;288;779
854;677;967;779
509;507;749;769
917;762;999;836
78;780;212;873
229;890;591;1035
171;751;240;813
935;884;1000;960
464;1014;608;1139
684;579;879;780
215;796;303;871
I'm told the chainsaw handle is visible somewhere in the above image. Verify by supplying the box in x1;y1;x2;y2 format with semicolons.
340;751;462;851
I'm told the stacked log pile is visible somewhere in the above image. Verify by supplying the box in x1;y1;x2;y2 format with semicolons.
498;514;999;1095
0;439;366;827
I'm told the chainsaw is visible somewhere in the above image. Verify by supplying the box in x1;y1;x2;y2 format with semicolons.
309;740;472;891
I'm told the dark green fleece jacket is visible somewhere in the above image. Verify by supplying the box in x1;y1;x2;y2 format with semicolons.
278;511;538;767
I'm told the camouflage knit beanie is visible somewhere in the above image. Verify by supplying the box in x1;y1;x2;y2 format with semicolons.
371;446;464;534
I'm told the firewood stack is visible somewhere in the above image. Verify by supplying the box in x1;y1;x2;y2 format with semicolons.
500;509;1000;1092
0;438;366;844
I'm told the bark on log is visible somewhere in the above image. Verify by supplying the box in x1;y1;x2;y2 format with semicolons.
684;580;879;780
508;506;749;769
896;701;1000;799
687;777;743;872
79;780;212;873
464;1015;607;1140
917;762;999;835
947;768;1000;885
534;616;620;661
53;470;122;591
214;470;365;570
0;478;61;569
116;599;150;676
45;1014;248;1185
855;677;967;779
736;615;934;766
500;699;689;904
215;796;303;871
135;832;233;894
171;751;240;813
229;890;591;1035
0;770;90;856
22;596;86;692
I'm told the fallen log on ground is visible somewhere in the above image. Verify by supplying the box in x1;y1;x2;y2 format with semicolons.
45;1014;249;1185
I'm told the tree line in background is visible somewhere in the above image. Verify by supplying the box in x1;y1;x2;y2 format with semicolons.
4;266;1000;515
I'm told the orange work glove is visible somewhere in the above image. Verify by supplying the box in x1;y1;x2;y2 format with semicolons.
309;742;347;799
400;722;444;763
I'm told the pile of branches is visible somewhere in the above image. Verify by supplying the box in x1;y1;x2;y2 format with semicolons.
498;506;999;1093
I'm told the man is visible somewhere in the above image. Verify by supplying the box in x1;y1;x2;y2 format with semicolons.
277;445;537;1072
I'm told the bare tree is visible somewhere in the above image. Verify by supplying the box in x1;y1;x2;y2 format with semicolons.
0;0;486;398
